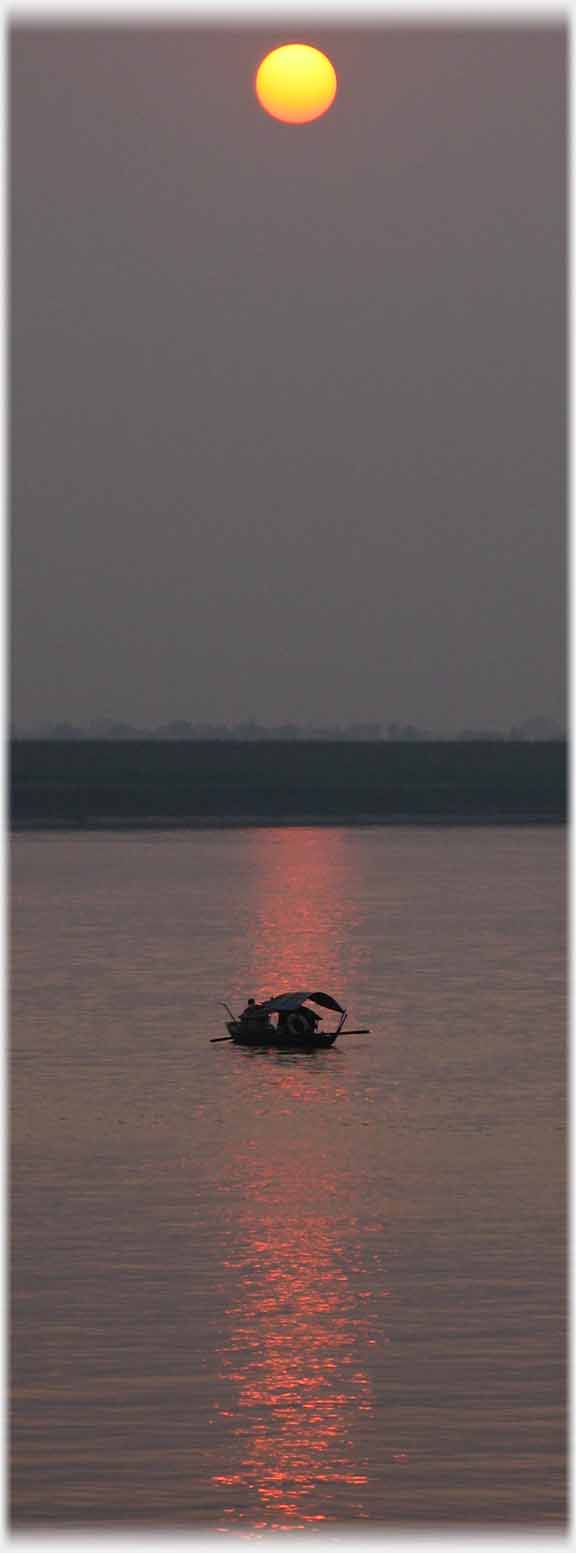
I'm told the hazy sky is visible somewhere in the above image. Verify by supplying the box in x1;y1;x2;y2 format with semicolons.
11;21;565;731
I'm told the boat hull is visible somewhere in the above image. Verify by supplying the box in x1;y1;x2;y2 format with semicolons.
226;1020;338;1049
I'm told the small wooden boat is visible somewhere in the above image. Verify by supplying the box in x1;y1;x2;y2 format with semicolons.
213;991;370;1048
226;1022;340;1049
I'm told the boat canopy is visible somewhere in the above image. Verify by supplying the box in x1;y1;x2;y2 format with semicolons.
258;990;345;1014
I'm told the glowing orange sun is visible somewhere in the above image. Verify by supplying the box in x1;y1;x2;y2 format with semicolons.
255;44;338;125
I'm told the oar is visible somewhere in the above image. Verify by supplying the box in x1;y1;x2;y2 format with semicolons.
211;1001;238;1042
341;1028;370;1034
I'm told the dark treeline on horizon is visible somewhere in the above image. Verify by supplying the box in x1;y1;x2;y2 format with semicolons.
11;714;565;743
11;739;567;828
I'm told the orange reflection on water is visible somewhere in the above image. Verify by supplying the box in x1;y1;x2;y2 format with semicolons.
213;827;372;1528
246;827;360;1001
212;1152;373;1528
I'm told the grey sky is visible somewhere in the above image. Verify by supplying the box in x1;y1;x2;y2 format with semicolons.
11;22;566;731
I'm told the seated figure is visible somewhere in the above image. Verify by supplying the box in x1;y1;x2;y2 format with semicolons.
240;997;269;1026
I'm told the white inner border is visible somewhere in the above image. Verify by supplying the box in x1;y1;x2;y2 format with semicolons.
5;5;569;1553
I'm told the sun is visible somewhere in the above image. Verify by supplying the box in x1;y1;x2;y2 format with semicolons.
255;44;337;125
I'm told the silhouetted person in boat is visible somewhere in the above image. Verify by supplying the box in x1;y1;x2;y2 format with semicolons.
240;998;269;1027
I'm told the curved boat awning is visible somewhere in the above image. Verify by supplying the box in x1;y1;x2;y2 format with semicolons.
258;990;345;1014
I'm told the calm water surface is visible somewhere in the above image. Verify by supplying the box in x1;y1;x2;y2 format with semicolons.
11;826;566;1531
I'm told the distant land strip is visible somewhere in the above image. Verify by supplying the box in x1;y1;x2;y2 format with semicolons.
10;740;567;829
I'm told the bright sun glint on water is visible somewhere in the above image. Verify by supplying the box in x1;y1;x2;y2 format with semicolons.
255;44;338;124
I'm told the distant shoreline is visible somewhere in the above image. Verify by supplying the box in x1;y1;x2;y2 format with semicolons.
11;813;565;833
11;741;566;830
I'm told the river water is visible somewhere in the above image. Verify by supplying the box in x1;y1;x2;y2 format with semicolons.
11;825;566;1532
